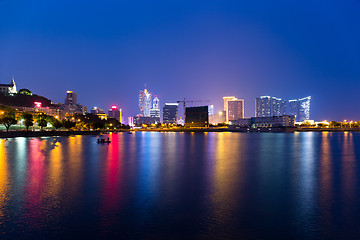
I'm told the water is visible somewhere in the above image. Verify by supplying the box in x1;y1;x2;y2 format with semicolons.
0;132;360;239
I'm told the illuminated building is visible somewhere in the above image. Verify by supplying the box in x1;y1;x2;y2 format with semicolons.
62;91;87;115
139;85;152;117
223;96;236;123
97;113;107;120
185;106;209;127
209;111;226;125
255;96;286;117
163;103;178;124
128;116;134;127
289;96;311;122
208;105;214;115
150;96;160;118
223;96;244;123
0;77;17;94
227;99;244;122
133;116;158;126
108;105;122;123
232;115;295;127
65;91;77;105
91;107;104;114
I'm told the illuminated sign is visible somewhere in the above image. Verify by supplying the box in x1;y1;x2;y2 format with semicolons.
34;102;42;108
111;105;117;109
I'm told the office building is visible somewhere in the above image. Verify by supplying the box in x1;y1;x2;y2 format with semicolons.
227;99;244;122
208;105;215;115
255;96;286;117
185;106;209;127
209;111;226;125
223;96;236;123
133;116;159;126
139;85;152;117
150;96;160;118
232;115;295;128
91;107;104;114
65;91;77;105
108;105;122;123
289;96;311;122
163;103;178;124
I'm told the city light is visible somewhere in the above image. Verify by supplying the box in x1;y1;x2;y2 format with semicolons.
111;105;117;109
34;102;42;108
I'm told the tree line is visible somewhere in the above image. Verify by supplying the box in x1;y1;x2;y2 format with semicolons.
0;105;129;132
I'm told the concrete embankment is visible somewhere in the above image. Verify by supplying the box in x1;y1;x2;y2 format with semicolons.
0;130;130;138
297;127;360;132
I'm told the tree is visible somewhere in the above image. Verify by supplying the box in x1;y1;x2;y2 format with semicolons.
0;105;17;132
62;119;75;130
36;113;48;130
22;112;34;131
47;116;63;130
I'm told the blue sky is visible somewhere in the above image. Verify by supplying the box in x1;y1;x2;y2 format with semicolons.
1;0;359;120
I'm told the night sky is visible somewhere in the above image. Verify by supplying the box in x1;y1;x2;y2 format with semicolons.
1;0;359;121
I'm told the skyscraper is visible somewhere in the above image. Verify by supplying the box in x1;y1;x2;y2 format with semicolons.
150;96;160;118
223;96;236;122
65;91;77;105
227;99;244;121
272;97;287;116
255;96;286;117
163;103;178;124
139;85;152;117
208;105;215;115
108;105;122;123
289;96;311;122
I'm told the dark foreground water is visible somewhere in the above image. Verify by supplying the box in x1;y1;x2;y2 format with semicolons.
0;132;360;239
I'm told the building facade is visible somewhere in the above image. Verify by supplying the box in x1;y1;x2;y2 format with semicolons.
150;96;160;118
255;96;287;117
108;105;122;122
185;106;209;127
65;91;77;105
0;78;17;94
289;96;311;122
163;103;178;124
223;96;236;123
139;85;152;117
232;115;295;128
227;99;244;122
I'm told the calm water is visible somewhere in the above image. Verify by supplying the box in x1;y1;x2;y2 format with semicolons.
0;132;360;239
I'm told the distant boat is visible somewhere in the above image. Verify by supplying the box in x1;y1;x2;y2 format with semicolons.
97;138;111;144
127;131;133;134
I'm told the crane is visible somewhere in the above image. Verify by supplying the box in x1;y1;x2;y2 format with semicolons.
176;98;210;110
176;98;210;119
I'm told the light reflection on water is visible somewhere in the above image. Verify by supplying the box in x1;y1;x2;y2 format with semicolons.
0;132;360;239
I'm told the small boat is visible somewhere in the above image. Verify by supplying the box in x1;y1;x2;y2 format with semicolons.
97;138;111;144
127;131;133;134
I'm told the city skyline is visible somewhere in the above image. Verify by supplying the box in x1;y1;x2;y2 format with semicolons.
1;1;359;121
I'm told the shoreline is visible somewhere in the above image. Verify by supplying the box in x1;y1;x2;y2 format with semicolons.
1;127;360;138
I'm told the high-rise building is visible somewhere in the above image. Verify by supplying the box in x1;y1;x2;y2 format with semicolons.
65;91;77;105
150;96;160;118
139;85;152;117
223;96;244;123
163;103;178;124
227;99;244;122
272;97;287;116
223;96;236;122
289;96;311;122
185;106;209;127
108;105;122;123
208;105;215;115
255;96;286;117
